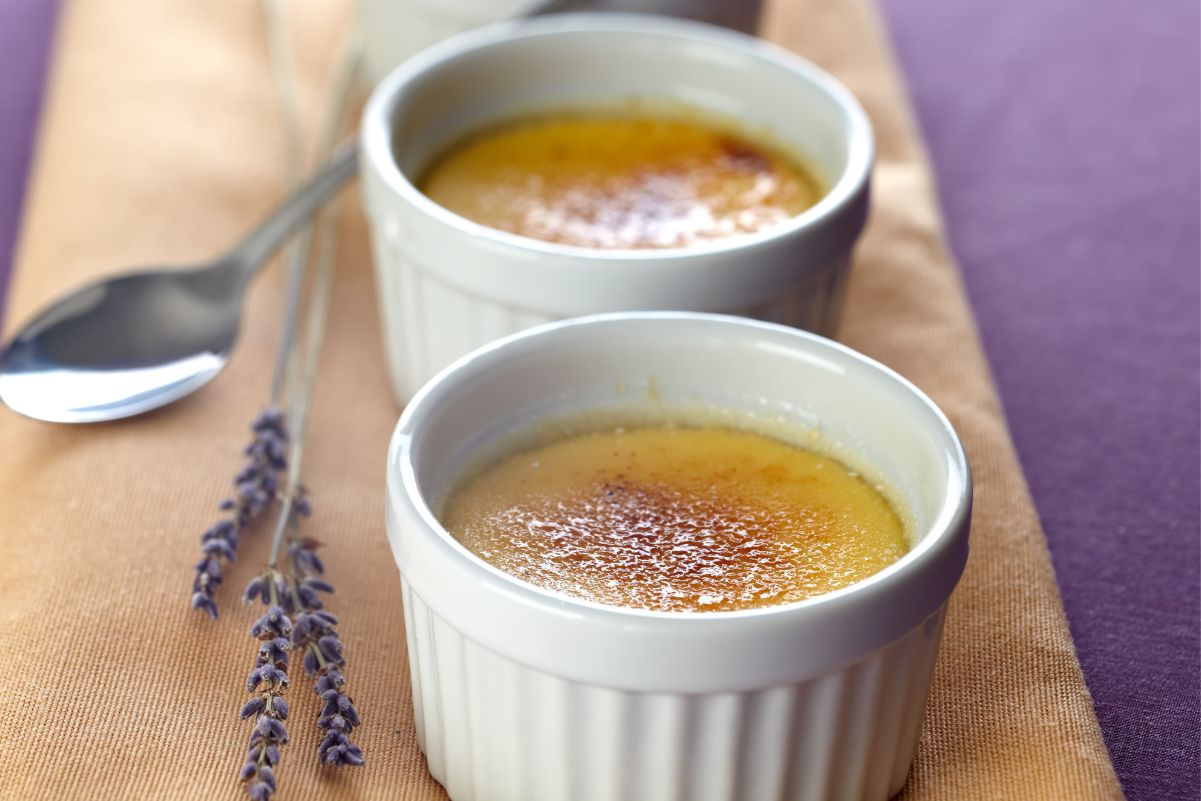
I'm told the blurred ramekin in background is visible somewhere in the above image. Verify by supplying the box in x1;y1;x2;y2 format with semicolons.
358;0;764;86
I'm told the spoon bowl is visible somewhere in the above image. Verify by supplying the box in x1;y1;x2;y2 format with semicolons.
0;142;358;423
0;262;243;422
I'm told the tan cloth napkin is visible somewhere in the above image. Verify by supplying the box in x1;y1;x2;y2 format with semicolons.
0;0;1124;798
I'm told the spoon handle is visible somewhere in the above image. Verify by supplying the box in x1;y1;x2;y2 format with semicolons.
231;140;360;280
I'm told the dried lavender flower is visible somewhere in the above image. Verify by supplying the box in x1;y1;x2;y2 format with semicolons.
284;503;364;768
240;584;292;801
190;408;288;619
236;490;362;801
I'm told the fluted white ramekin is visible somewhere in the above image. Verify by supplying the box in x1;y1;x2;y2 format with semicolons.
386;313;971;801
361;14;874;402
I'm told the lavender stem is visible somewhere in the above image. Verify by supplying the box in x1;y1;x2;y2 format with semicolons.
237;13;364;799
265;0;306;407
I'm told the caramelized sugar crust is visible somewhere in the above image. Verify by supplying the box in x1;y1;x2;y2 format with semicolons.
442;426;907;612
418;115;821;250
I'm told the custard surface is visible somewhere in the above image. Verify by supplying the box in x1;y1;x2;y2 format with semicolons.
418;115;821;250
441;426;907;612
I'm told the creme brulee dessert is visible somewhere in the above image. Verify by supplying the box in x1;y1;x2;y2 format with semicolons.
418;112;822;250
441;425;907;612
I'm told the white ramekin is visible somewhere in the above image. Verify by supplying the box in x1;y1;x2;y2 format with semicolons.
361;14;874;403
386;313;971;801
358;0;764;87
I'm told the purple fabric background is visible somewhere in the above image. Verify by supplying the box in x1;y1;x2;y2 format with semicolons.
877;2;1201;799
0;0;56;311
0;1;1197;798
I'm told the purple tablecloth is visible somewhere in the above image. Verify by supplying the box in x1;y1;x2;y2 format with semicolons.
877;2;1200;799
0;2;1197;799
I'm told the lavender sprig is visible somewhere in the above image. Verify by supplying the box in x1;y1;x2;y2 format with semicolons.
236;494;360;801
239;592;292;801
233;8;362;796
238;493;362;801
283;502;363;766
191;408;288;619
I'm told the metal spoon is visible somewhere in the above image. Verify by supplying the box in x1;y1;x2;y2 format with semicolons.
0;141;359;423
0;1;691;425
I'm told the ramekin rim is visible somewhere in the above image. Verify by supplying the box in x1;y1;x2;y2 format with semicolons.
360;12;875;263
389;311;972;628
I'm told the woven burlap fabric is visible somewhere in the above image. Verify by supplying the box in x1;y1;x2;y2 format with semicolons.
0;0;1123;798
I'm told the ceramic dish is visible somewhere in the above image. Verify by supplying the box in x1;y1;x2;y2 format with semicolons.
358;0;763;86
361;14;874;402
386;313;971;801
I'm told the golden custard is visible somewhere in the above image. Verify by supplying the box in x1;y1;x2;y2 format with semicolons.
441;426;908;613
418;114;822;249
